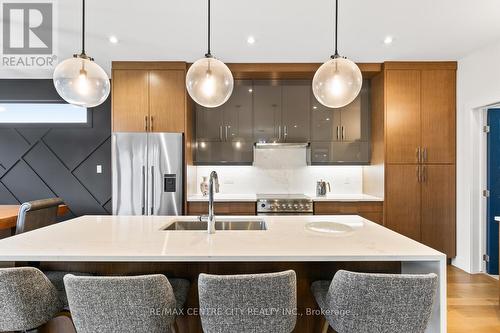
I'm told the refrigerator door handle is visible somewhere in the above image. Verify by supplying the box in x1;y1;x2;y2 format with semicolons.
141;166;146;215
150;166;155;215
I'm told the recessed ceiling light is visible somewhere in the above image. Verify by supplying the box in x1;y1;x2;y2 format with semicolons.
247;36;256;45
109;35;119;44
383;36;393;45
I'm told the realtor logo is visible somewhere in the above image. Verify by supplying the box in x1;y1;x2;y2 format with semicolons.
1;1;56;67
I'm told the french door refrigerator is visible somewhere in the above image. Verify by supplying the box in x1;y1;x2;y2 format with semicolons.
112;133;183;216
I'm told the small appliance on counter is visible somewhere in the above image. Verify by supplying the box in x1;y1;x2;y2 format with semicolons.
257;194;313;215
316;180;331;197
112;132;183;216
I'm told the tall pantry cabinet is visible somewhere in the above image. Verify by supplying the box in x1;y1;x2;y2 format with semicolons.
381;62;456;257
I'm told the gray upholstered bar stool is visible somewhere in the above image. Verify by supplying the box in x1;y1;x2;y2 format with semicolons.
198;270;297;333
311;270;438;333
64;274;190;333
0;267;63;332
15;197;92;308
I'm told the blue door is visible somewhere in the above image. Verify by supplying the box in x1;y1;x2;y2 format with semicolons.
487;109;500;274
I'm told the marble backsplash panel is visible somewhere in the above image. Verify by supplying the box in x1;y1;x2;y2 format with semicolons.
188;165;363;196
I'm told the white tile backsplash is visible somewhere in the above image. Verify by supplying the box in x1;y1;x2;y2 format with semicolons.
190;165;363;196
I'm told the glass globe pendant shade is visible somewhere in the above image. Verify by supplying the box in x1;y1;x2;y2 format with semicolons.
312;56;362;108
53;56;110;108
186;56;234;108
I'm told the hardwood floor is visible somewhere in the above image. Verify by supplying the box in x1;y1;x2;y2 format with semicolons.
448;265;500;332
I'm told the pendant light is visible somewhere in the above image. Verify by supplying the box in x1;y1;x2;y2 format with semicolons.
186;0;234;108
53;0;110;108
312;0;362;108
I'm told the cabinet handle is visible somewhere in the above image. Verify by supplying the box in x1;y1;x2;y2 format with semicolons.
150;165;154;215
342;126;345;140
225;126;229;141
144;116;148;131
141;166;146;215
416;165;421;183
423;148;428;162
336;126;340;141
284;125;288;141
416;147;421;163
150;116;154;132
422;165;427;182
219;126;223;142
278;125;282;142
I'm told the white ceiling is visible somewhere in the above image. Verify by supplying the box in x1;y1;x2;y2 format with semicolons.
2;0;500;78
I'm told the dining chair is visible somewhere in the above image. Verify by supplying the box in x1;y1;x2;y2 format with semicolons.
15;197;64;235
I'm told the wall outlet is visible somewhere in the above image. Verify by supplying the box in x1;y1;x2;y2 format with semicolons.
96;165;102;174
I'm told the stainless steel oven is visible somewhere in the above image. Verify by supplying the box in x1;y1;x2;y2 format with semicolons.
256;194;313;215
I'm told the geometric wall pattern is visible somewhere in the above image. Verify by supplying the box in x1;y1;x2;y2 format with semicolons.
0;80;111;217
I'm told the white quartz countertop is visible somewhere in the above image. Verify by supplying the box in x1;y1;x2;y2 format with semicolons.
187;194;383;202
187;194;257;202
307;194;383;202
0;215;442;262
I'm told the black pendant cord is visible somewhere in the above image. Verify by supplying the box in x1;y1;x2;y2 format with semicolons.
82;0;86;55
205;0;212;57
332;0;339;58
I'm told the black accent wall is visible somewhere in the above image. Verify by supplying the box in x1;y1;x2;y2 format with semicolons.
0;80;111;217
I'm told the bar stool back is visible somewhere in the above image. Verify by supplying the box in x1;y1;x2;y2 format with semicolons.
198;270;297;333
0;267;62;331
311;270;438;333
64;274;179;333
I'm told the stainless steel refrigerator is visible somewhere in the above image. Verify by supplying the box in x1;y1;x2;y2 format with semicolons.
112;133;183;216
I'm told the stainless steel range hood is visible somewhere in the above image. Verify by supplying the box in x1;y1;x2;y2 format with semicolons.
254;142;310;149
253;142;311;166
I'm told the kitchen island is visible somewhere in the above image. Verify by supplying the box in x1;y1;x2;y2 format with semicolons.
0;215;446;332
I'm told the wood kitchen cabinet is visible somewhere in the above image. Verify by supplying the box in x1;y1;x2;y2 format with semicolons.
384;164;421;240
381;62;457;257
111;70;149;132
314;201;383;224
112;62;187;133
385;67;456;164
187;202;256;215
420;164;456;256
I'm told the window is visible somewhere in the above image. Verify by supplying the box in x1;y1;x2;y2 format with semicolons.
0;103;88;125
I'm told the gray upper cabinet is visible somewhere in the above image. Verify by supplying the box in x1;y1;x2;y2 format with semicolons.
195;80;253;164
311;80;371;164
195;106;224;142
195;79;371;165
282;81;310;142
311;98;342;141
220;80;253;142
253;80;281;143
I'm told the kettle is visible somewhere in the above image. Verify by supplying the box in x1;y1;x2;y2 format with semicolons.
316;180;331;197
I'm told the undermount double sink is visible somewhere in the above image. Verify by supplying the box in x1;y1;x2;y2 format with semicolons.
162;219;267;231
